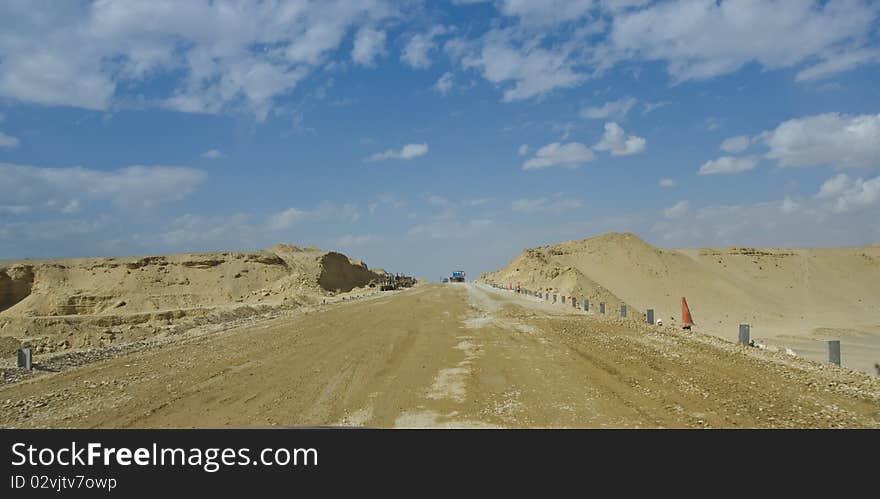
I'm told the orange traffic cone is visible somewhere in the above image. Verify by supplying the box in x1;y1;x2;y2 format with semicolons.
681;297;694;330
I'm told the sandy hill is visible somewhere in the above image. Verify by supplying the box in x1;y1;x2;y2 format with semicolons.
481;232;880;373
0;244;386;354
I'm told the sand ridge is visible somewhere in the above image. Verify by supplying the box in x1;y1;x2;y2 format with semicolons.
480;232;880;374
0;244;387;355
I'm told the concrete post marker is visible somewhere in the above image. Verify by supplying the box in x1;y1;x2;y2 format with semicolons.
620;304;627;318
583;298;589;312
827;340;841;366
17;348;32;370
738;324;750;345
599;302;605;314
646;309;654;324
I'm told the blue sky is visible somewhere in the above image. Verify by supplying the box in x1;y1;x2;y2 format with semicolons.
1;0;879;279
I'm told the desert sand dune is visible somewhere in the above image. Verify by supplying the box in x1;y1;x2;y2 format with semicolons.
0;244;385;355
481;232;880;374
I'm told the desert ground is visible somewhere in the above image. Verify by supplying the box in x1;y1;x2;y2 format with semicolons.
0;282;877;429
1;233;878;428
482;232;880;375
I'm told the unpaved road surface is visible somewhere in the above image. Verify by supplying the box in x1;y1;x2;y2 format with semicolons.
1;283;878;428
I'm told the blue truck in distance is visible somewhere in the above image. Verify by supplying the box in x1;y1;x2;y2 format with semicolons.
450;270;466;282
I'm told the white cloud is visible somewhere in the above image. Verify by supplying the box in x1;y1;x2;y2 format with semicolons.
664;200;689;219
160;213;252;248
816;174;880;214
511;196;582;214
780;196;800;214
201;149;223;159
402;26;448;69
651;178;880;248
720;135;750;154
497;0;596;26
2;1;877;118
518;144;529;156
642;101;671;114
608;0;879;83
580;97;637;120
600;0;651;13
658;178;676;188
352;27;387;67
433;72;455;95
266;207;309;231
698;155;759;176
0;132;19;148
365;143;429;162
522;142;595;170
796;47;880;82
267;202;361;231
0;1;395;117
593;122;646;156
0;163;206;212
762;113;880;168
705;117;722;131
458;28;584;102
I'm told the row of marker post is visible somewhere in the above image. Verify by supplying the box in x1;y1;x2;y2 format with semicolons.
490;282;842;368
737;324;840;366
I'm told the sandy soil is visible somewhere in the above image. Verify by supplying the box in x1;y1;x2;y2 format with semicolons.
1;283;877;429
481;232;880;375
0;244;385;355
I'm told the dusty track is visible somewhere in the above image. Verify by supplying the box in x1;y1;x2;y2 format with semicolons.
1;284;878;428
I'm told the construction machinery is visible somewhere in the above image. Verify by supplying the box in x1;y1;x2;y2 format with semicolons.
375;273;416;291
449;270;466;283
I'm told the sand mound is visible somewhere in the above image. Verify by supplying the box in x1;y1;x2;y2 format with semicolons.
0;245;386;354
482;232;880;372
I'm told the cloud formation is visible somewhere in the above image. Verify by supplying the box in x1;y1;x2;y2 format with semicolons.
1;1;877;113
593;122;646;156
511;196;582;214
762;112;880;168
581;97;637;120
698;155;759;175
201;149;223;159
522;142;595;170
720;135;750;154
0;1;395;118
0;131;19;148
0;163;206;212
366;143;429;162
402;26;449;69
816;174;880;214
352;27;387;67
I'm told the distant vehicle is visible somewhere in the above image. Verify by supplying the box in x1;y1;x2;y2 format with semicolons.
450;270;466;282
378;273;417;291
442;278;449;283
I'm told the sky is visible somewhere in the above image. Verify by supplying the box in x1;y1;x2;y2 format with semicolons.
1;0;879;280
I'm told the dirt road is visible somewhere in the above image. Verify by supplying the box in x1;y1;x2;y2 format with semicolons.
1;283;878;428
